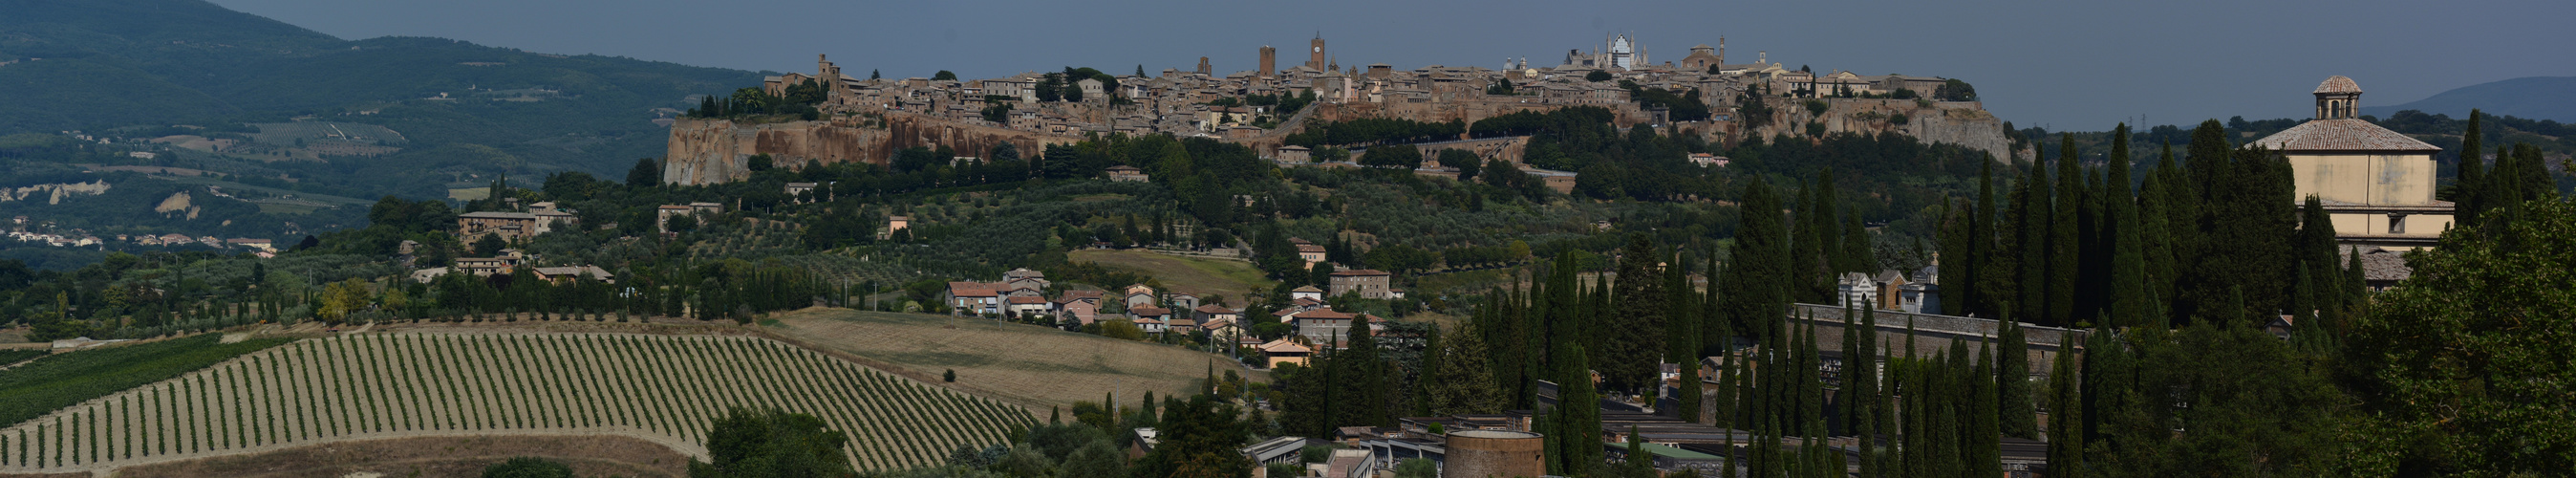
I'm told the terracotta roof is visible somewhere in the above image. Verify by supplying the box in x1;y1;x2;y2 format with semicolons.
1329;269;1391;276
1194;304;1236;314
1129;306;1171;316
2344;247;2415;282
1298;310;1355;320
1296;244;1327;253
947;281;1003;296
1258;339;1311;353
2249;119;2439;152
1291;286;1323;293
2313;76;2361;94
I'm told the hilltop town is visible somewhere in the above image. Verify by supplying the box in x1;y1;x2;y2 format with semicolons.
662;33;2009;185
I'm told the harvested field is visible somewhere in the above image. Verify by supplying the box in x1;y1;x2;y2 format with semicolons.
105;434;688;478
0;333;1030;474
766;309;1264;415
1067;250;1273;306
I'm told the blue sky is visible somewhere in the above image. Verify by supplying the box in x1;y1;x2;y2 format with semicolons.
208;0;2576;130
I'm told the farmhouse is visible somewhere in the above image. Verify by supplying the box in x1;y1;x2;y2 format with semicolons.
1327;270;1393;299
946;281;1005;315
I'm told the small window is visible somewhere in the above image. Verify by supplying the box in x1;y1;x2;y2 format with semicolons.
2389;214;2408;234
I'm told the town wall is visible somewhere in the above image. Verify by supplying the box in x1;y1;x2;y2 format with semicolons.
1787;303;2085;378
663;114;1086;185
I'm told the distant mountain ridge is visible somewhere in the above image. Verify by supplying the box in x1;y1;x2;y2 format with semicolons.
2362;76;2576;123
0;0;763;180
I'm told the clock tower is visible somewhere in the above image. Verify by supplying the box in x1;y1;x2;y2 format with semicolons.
1309;35;1326;70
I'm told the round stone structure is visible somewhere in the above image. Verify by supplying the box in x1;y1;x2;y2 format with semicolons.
1443;429;1545;478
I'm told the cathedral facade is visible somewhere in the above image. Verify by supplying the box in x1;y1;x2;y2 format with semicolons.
1561;33;1649;70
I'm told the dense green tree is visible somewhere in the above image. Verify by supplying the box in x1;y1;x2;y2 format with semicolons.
1604;234;1667;393
689;407;856;478
1725;180;1791;339
2342;198;2576;476
2187;139;2297;324
483;457;574;478
1332;314;1390;427
1427;321;1501;416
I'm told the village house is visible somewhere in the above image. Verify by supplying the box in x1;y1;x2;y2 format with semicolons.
1326;270;1394;299
1124;284;1158;308
1256;338;1313;368
1290;285;1325;302
655;205;695;232
1193;304;1241;326
1293;309;1360;347
1055;290;1106;324
1294;240;1327;269
946;281;1006;315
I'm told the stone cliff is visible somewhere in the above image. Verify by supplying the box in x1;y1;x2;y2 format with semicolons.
1736;98;2021;162
663;114;1085;185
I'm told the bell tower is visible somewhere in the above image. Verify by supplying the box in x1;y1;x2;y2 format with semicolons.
2314;76;2361;120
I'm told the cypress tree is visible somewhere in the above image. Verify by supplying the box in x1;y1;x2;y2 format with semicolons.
2045;338;2083;478
1606;234;1667;394
1969;343;2002;478
1937;201;1970;315
2109;137;2149;329
1729;181;1792;340
1337;314;1388;427
1843;215;1876;276
2457;109;2484;225
1864;306;1885;478
1791;176;1832;302
1972;160;2000;316
1934;344;1965;478
1551;342;1602;473
2049;133;2083;326
2150;141;2191;307
1675;264;1706;424
1841;305;1864;436
2014;161;2049;324
1996;317;2036;439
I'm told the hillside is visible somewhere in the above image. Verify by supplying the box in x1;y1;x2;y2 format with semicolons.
0;0;762;180
766;308;1266;414
2362;76;2576;123
0;332;1033;474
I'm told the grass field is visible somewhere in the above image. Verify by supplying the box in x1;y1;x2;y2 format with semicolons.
1067;250;1275;306
766;309;1264;415
0;332;1031;474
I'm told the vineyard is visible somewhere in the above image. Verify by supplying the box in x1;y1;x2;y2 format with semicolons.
0;333;1033;474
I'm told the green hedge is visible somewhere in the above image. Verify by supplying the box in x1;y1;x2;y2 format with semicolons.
0;335;295;428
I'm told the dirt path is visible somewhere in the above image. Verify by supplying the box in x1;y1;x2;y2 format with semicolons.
97;433;691;478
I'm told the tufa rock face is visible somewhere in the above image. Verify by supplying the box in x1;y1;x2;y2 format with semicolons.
662;114;1084;185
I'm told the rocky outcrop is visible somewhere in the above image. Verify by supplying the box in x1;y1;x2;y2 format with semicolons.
662;114;1085;185
1738;98;2018;162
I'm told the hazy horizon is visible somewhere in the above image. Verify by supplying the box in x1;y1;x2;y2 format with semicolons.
206;0;2576;131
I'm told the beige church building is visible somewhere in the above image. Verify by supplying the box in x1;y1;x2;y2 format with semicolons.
2250;76;2450;250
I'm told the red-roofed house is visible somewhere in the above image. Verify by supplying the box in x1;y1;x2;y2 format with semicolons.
947;281;1006;315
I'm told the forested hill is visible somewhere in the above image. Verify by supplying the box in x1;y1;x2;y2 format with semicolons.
0;0;762;177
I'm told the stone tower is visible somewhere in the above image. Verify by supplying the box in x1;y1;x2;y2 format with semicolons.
1196;56;1212;76
1309;35;1326;70
1259;46;1277;77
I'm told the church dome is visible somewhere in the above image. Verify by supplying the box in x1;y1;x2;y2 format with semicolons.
2313;76;2362;95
